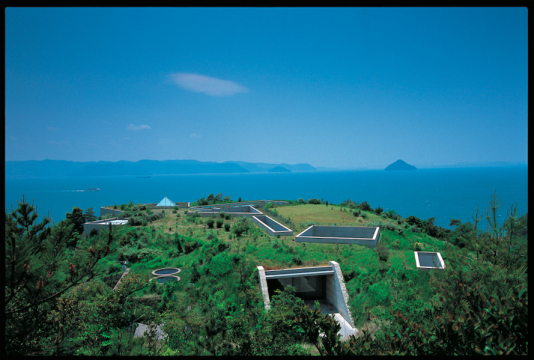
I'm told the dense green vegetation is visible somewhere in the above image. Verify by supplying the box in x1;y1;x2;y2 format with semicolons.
5;193;528;355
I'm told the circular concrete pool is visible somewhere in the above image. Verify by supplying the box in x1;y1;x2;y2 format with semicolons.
151;268;181;277
149;275;181;284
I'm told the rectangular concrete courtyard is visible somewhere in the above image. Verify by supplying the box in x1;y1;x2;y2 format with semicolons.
296;225;380;248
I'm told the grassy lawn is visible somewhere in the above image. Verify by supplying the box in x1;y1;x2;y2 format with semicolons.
275;203;396;227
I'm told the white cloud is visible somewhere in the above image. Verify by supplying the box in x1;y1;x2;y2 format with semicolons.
169;73;249;96
128;124;151;131
190;133;202;139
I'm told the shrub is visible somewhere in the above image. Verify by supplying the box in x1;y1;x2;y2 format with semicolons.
216;219;224;228
361;213;367;219
298;198;305;204
224;214;231;220
358;201;372;211
206;219;215;229
291;256;303;266
219;212;225;218
184;210;188;215
184;241;199;254
206;230;217;240
224;223;230;232
392;239;401;249
308;198;321;205
396;228;404;236
381;213;388;219
368;282;390;307
375;243;390;262
172;209;177;214
375;206;384;215
208;252;233;277
89;228;99;237
414;242;423;251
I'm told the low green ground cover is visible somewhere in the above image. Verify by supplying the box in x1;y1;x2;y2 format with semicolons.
6;196;527;355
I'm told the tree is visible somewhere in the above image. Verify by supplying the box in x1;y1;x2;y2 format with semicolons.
215;193;223;202
238;197;242;202
84;207;97;223
5;197;116;355
65;206;85;236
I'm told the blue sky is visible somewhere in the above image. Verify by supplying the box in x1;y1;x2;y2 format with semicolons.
5;7;528;169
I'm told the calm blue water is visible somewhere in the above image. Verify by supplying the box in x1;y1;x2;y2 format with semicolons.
5;167;528;229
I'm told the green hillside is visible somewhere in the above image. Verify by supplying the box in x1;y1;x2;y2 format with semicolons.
5;194;527;355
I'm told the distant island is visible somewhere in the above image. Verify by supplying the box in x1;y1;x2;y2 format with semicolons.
5;159;316;178
385;159;417;171
269;166;291;173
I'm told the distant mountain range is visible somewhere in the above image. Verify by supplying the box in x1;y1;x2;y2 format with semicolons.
268;166;291;173
5;159;317;178
224;161;315;172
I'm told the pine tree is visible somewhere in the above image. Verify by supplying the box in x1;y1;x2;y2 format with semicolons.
84;207;97;223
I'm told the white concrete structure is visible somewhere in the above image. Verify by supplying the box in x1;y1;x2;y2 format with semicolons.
83;217;128;237
252;215;293;236
257;261;355;328
189;205;262;217
296;226;380;248
414;251;446;271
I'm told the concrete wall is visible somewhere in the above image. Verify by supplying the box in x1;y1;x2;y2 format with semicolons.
252;215;293;236
191;205;262;218
296;226;380;248
83;217;128;237
328;261;355;327
257;266;271;310
313;226;376;239
100;207;125;217
259;262;354;327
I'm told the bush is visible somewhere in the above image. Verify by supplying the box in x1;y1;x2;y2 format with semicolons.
414;242;423;251
298;198;306;204
358;201;372;211
375;206;384;215
381;213;388;219
219;212;225;218
172;209;177;214
291;256;303;266
411;225;418;233
184;210;188;215
353;210;360;217
206;230;217;240
396;228;404;236
375;243;390;262
206;219;215;229
392;239;401;249
89;228;99;237
361;212;367;219
224;214;231;220
224;223;230;232
216;219;224;228
368;282;390;307
308;198;321;205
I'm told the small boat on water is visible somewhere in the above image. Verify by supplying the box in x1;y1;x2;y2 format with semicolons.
85;187;100;192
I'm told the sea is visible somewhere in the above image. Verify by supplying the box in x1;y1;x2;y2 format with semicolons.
4;166;528;229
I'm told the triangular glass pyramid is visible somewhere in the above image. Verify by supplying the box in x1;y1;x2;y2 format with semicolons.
156;196;177;207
